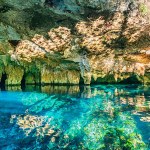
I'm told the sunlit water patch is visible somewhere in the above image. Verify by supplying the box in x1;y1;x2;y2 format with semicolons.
0;85;150;150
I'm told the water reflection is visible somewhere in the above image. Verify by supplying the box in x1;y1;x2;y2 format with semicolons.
0;85;150;149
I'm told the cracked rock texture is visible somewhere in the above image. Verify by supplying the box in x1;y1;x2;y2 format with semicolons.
0;0;150;85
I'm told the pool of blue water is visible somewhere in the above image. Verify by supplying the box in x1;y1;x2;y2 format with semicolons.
0;85;150;150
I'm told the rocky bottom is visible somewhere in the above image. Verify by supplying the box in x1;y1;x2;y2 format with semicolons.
0;84;150;150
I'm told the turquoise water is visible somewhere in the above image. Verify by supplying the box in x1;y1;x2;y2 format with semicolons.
0;85;150;150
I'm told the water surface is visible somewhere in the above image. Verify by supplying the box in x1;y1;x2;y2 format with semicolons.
0;85;150;150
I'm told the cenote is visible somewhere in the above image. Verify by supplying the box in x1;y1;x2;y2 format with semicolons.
0;84;149;150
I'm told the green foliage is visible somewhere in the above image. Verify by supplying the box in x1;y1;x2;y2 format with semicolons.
139;3;148;15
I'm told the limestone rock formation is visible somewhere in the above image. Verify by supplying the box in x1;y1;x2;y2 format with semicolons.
0;0;150;86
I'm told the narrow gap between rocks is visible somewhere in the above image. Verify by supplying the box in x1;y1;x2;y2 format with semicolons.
0;73;7;90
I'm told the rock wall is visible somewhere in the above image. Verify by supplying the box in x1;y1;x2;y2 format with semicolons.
41;69;80;84
0;0;150;86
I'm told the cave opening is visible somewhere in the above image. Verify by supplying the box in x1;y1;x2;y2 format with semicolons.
119;75;141;84
79;75;84;85
8;40;20;47
91;76;97;84
0;73;7;90
21;74;26;91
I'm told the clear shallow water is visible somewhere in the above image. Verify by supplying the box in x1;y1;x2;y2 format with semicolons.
0;85;150;150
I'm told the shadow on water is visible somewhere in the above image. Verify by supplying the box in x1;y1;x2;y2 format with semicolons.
0;84;150;149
